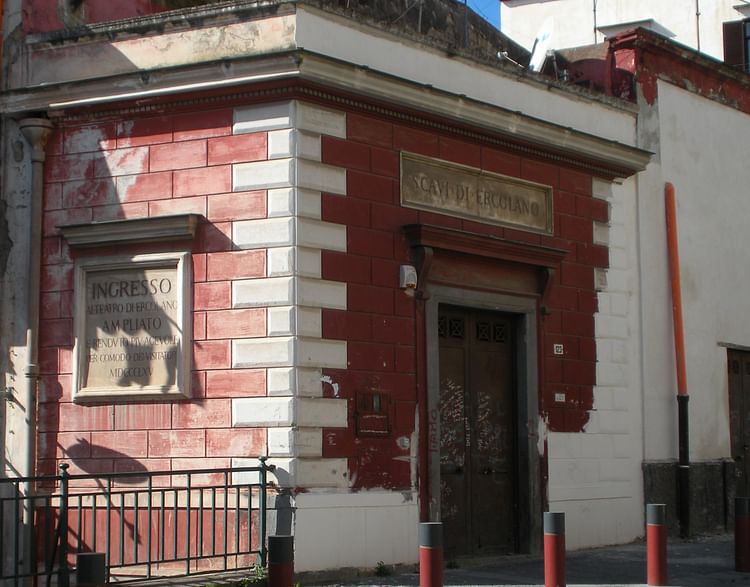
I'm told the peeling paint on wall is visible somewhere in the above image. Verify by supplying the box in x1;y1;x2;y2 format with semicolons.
609;30;750;114
321;374;339;397
0;199;12;278
537;413;548;456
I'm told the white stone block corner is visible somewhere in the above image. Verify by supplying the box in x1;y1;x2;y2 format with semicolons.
234;101;293;135
266;457;350;488
294;101;346;138
268;427;323;457
267;366;324;397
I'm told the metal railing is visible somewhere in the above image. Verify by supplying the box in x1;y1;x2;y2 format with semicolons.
0;458;275;586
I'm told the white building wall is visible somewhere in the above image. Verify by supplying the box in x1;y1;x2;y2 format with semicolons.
294;492;419;571
547;175;644;549
640;80;750;462
633;89;676;463
501;0;746;59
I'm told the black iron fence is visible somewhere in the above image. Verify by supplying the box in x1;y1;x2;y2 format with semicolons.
0;458;275;586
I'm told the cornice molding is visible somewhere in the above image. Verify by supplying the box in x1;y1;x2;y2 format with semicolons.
0;52;303;114
60;214;201;248
297;52;650;178
403;224;568;268
3;49;649;178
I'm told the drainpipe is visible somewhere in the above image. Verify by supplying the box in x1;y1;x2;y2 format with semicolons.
665;182;690;537
18;117;53;574
593;0;598;45
695;0;701;53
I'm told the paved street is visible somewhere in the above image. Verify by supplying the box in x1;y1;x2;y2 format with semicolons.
312;534;750;587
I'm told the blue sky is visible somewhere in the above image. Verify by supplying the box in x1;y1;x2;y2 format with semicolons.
468;0;500;28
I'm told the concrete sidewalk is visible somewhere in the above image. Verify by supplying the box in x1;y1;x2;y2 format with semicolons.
311;534;750;587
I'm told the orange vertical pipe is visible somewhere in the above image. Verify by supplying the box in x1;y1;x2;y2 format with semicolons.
665;182;688;397
665;182;691;538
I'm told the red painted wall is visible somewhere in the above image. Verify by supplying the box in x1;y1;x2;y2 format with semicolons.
23;0;218;34
318;111;608;490
37;106;268;478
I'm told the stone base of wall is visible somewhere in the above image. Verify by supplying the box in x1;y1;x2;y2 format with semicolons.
268;490;419;572
643;459;735;536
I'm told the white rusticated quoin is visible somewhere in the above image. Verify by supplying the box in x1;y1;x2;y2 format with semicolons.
267;188;322;219
546;176;644;550
228;101;349;490
232;397;347;429
232;217;346;251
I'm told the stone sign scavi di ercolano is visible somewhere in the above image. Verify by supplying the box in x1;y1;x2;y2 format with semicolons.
400;152;553;234
73;252;191;401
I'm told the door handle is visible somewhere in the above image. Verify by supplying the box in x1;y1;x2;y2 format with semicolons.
482;467;494;475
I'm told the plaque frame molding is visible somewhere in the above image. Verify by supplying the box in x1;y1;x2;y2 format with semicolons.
72;251;192;403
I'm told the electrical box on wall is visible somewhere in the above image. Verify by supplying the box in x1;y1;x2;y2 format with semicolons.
355;391;391;436
399;265;418;290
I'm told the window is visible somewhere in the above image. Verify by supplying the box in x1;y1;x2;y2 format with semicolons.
723;19;750;72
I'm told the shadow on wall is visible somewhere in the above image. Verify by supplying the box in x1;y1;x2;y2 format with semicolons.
63;437;148;482
35;102;235;480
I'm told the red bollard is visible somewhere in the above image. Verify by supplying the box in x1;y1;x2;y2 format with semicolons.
646;504;667;585
544;512;566;587
736;497;750;572
268;535;294;587
419;522;443;587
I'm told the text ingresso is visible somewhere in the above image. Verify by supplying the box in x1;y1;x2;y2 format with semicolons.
90;277;172;299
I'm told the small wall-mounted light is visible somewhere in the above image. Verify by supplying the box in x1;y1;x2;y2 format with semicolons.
399;265;418;292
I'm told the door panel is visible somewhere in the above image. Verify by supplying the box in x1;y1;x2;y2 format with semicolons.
729;350;750;496
470;315;514;552
439;335;468;549
439;307;516;556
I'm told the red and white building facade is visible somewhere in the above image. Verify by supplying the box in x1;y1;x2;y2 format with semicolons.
0;0;651;572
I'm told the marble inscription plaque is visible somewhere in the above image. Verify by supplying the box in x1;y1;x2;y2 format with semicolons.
401;152;553;234
73;253;191;401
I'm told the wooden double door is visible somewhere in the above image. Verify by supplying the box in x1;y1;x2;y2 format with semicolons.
729;349;750;495
438;306;517;556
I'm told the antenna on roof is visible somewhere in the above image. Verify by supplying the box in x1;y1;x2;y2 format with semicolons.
497;51;524;68
528;17;554;72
